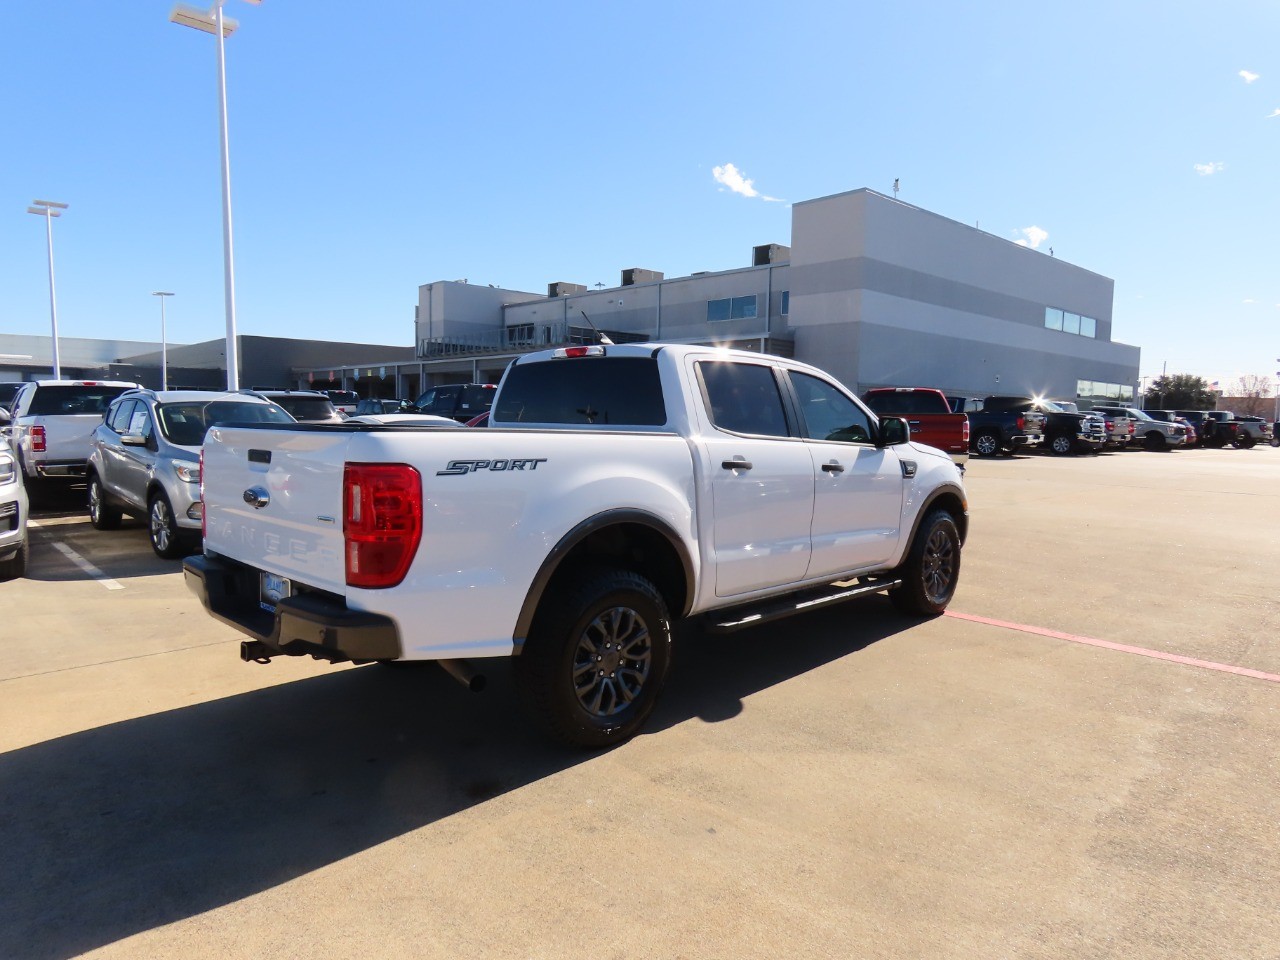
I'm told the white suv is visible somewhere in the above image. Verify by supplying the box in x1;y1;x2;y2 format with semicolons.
88;390;295;558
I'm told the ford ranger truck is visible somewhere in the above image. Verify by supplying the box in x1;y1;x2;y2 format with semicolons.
185;344;968;747
861;387;969;468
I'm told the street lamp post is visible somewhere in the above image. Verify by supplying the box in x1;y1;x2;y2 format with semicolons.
152;292;175;390
26;200;69;379
170;0;261;391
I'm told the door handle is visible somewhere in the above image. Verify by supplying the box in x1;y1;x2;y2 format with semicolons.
721;458;753;470
908;420;921;427
821;461;845;473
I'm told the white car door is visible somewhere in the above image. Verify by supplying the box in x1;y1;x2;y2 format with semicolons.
695;359;815;598
786;370;905;577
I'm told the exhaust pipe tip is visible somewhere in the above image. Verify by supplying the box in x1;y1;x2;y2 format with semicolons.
438;658;486;693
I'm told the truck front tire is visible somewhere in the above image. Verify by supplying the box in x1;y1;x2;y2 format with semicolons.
889;510;961;618
518;567;672;748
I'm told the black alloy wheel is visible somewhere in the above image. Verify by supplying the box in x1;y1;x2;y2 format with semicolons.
518;567;672;748
890;510;961;617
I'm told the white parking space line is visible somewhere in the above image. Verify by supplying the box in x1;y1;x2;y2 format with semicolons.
48;541;125;591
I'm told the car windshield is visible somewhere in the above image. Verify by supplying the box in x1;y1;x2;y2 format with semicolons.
156;400;294;446
1037;400;1065;413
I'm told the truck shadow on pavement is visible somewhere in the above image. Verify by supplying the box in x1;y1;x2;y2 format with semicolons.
0;600;912;960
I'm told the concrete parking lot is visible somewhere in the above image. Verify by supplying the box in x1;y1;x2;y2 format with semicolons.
2;447;1277;960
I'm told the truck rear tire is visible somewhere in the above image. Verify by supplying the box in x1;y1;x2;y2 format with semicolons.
517;567;672;748
1049;433;1073;455
889;510;961;618
1144;432;1165;451
973;431;1000;457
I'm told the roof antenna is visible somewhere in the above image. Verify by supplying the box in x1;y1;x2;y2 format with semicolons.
579;310;614;345
893;177;900;199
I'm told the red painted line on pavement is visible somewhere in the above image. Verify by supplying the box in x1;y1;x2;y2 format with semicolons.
944;611;1280;684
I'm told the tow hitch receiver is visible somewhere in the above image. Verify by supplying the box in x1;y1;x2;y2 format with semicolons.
241;640;275;664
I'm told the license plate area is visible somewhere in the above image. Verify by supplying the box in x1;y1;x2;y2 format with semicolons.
260;572;292;613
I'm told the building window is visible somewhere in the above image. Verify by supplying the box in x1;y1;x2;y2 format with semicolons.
708;295;758;322
1046;306;1097;339
1077;380;1134;403
781;291;790;316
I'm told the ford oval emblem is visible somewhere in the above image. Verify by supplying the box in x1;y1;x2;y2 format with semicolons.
243;486;271;509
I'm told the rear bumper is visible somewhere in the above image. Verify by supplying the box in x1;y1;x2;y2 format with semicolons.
31;459;87;479
183;554;402;662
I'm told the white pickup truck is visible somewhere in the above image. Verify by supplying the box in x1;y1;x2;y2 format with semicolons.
8;379;141;494
185;344;968;746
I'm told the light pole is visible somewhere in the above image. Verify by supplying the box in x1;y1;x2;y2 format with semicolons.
152;292;175;390
26;200;69;379
170;0;261;391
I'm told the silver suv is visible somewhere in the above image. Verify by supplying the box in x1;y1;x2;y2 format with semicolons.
87;390;295;558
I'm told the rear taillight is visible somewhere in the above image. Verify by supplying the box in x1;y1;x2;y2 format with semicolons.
1128;422;1135;435
962;418;970;443
344;463;422;589
1016;414;1025;432
30;425;46;452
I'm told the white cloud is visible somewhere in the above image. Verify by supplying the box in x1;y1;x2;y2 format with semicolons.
1243;298;1257;304
1239;69;1260;83
1193;161;1225;175
712;163;783;202
1268;109;1280;118
1013;226;1048;249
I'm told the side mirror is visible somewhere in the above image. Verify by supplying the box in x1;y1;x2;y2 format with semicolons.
121;432;148;447
878;417;910;447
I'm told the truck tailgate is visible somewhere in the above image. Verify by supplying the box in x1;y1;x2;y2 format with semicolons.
39;414;102;462
202;425;352;595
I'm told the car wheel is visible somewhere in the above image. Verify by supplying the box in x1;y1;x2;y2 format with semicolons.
87;473;123;530
1271;436;1279;448
1049;433;1073;455
148;491;188;560
518;567;672;748
973;431;1000;457
1237;435;1256;449
1144;432;1166;452
890;509;961;618
0;538;27;581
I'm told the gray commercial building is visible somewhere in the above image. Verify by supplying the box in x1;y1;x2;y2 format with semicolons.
402;188;1139;405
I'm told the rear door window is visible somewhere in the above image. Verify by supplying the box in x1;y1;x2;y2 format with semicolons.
698;361;790;438
495;357;666;426
108;400;137;434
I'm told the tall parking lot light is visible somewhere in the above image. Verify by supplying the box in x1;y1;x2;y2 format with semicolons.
169;0;261;391
27;200;69;379
152;292;175;390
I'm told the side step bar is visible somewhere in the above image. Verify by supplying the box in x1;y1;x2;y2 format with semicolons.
704;578;902;634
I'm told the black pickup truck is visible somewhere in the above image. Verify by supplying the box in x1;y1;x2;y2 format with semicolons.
947;396;1046;457
1169;411;1240;449
982;396;1108;455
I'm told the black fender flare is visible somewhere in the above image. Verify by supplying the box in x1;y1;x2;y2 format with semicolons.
511;508;696;652
904;483;969;551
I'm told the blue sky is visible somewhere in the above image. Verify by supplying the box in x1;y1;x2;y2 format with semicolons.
2;1;1277;389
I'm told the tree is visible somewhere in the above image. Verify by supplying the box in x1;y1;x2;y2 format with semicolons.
1144;374;1215;410
1227;375;1275;417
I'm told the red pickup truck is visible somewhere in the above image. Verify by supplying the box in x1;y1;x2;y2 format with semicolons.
862;387;969;467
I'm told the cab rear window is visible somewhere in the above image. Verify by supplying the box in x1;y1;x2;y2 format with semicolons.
27;385;133;416
494;357;666;426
